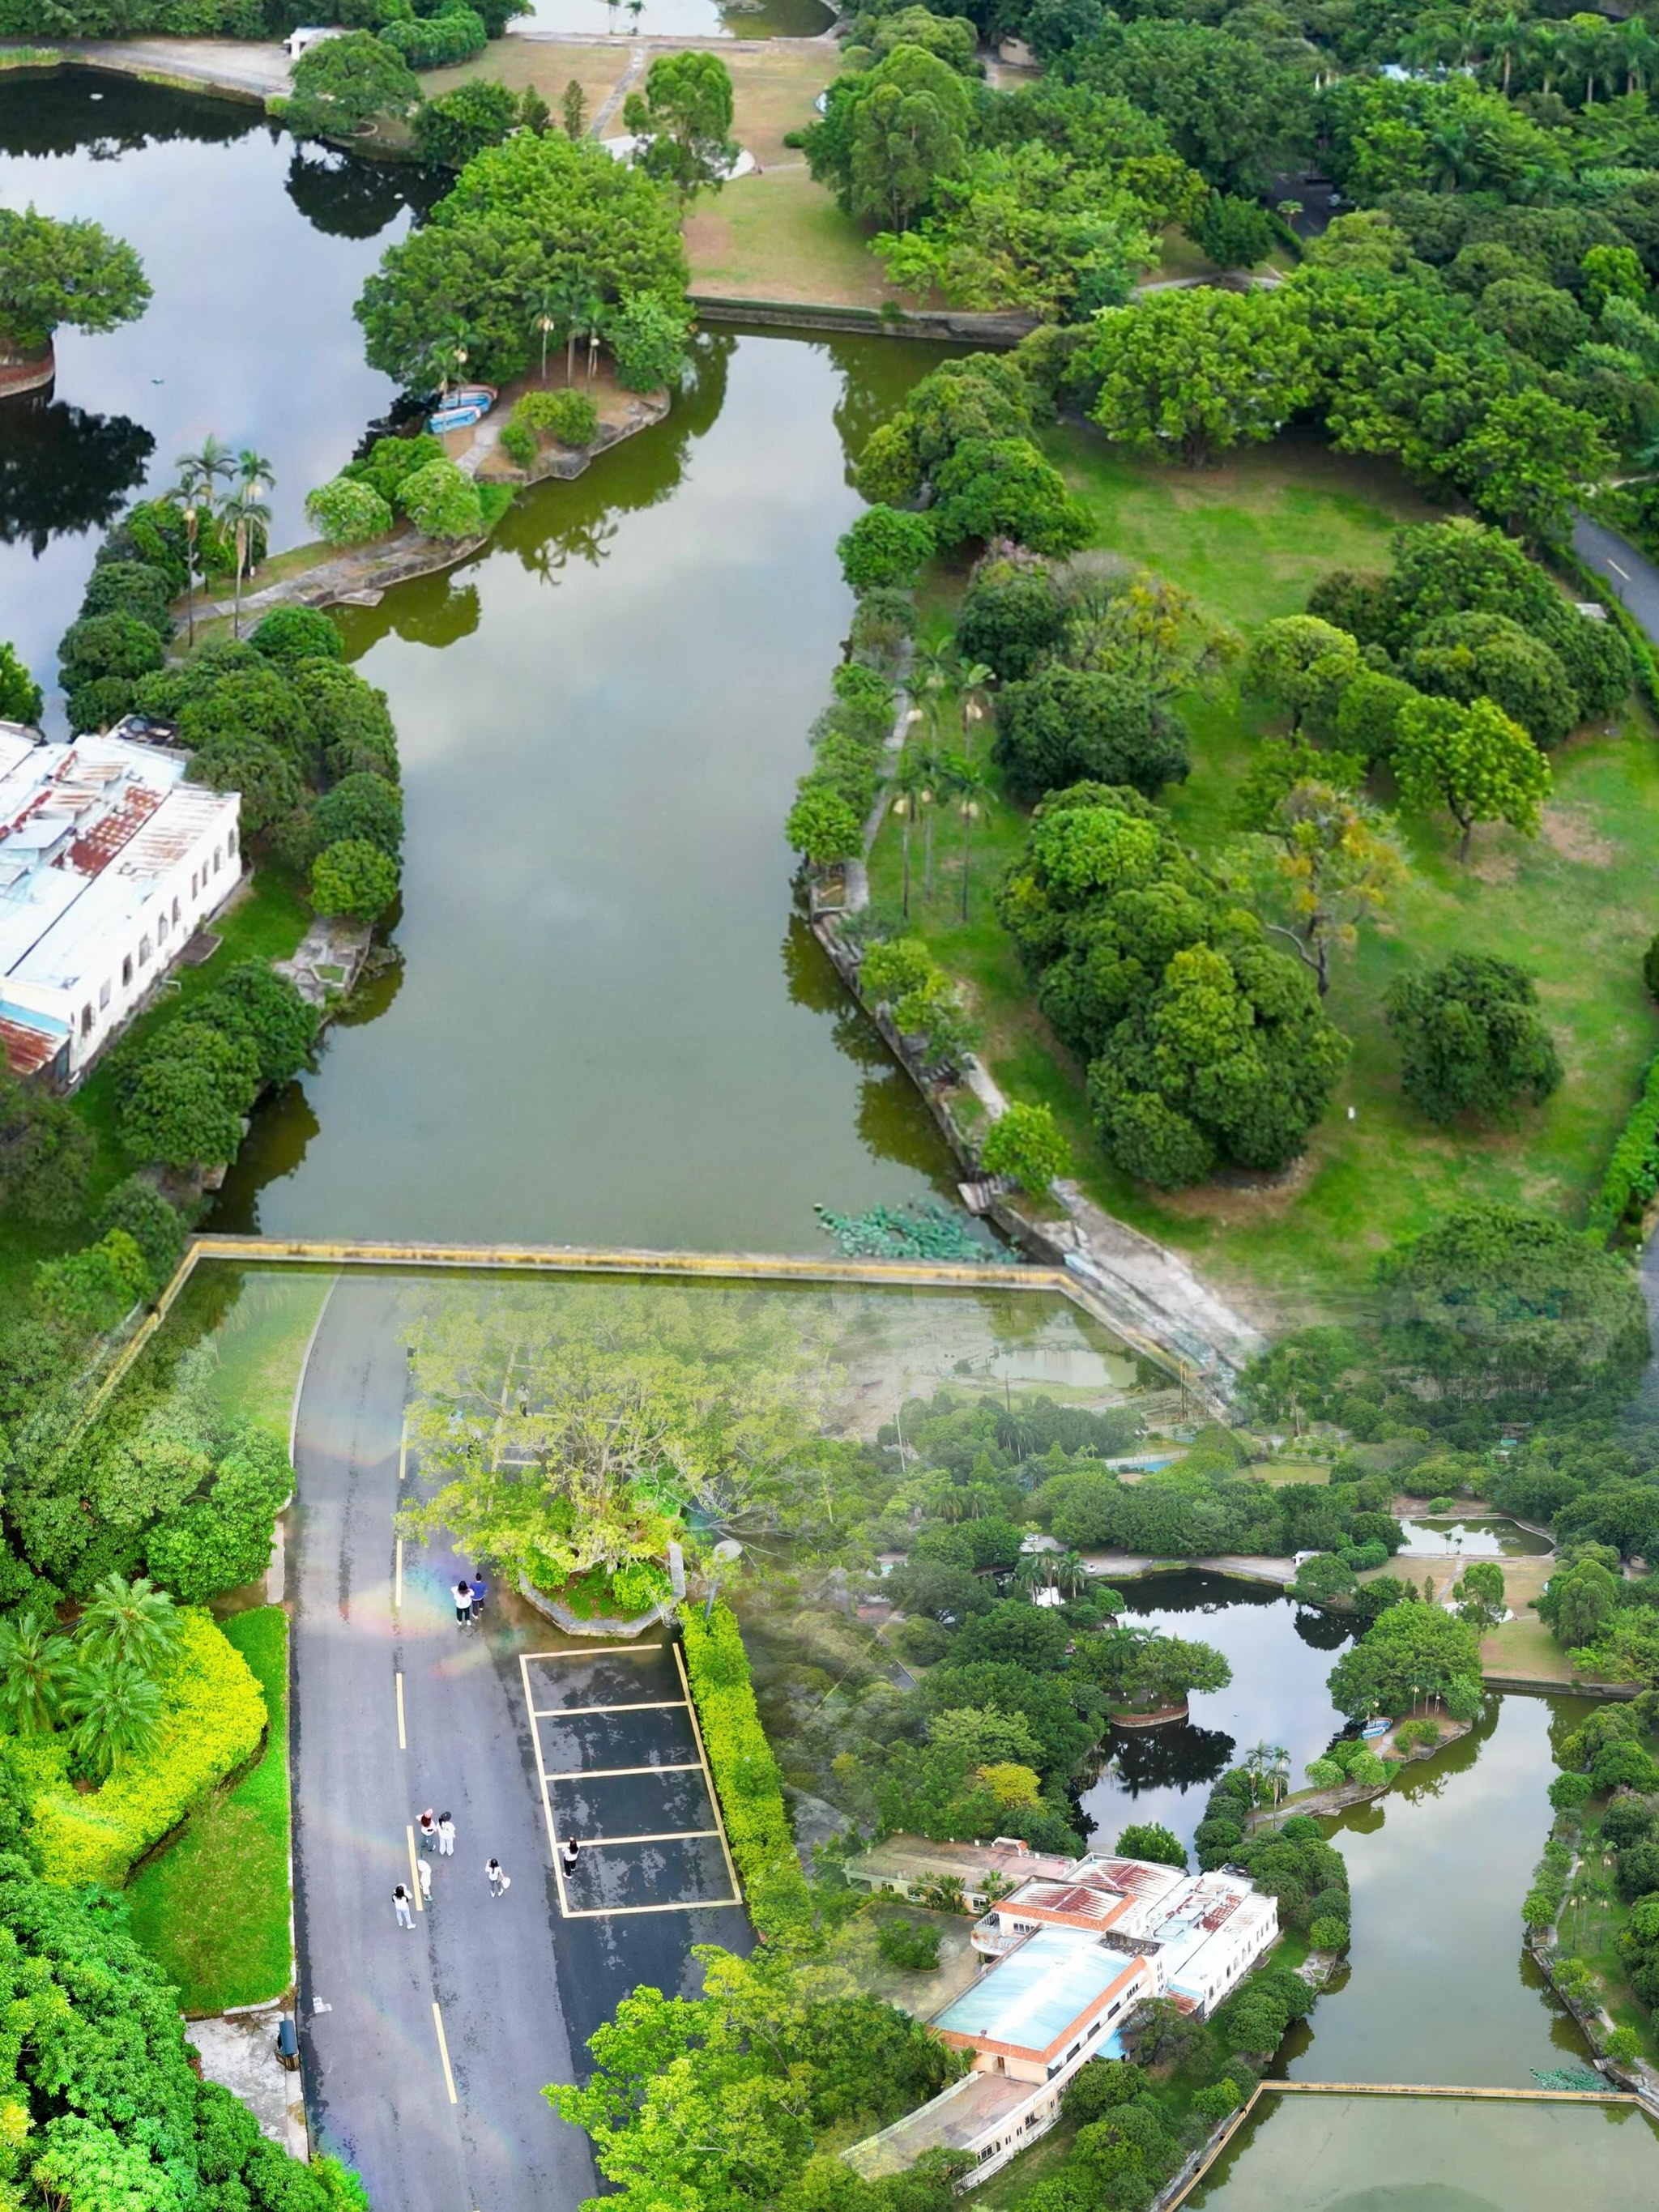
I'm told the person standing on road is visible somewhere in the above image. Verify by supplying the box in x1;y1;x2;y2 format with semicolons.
417;1809;437;1850
417;1856;433;1903
437;1811;455;1856
453;1577;473;1626
470;1574;488;1622
486;1857;510;1897
393;1884;414;1929
560;1838;579;1876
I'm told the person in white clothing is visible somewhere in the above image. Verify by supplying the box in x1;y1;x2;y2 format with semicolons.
417;1857;433;1902
485;1858;510;1897
393;1884;414;1929
437;1812;456;1856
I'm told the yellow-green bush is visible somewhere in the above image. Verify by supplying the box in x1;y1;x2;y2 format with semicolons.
680;1601;812;1939
34;1610;267;1889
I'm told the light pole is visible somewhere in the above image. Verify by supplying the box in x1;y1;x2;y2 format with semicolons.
704;1537;741;1622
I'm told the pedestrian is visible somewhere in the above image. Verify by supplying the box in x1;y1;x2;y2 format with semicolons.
470;1574;488;1622
417;1809;437;1850
437;1811;455;1856
486;1857;511;1898
453;1576;473;1626
560;1837;579;1876
417;1856;433;1903
393;1884;414;1929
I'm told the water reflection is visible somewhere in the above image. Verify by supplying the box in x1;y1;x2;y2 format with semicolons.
0;386;152;555
284;145;446;240
0;66;258;158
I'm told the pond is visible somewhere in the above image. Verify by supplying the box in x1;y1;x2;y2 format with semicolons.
0;68;431;702
1191;2094;1659;2212
1396;1516;1554;1558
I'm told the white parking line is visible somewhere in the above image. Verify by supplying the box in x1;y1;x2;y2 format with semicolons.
533;1699;688;1718
544;1761;703;1780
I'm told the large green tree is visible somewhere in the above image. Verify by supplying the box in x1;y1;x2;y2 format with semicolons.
1384;953;1561;1124
1078;289;1318;465
1392;693;1550;861
0;207;149;356
286;32;421;143
1326;1600;1482;1720
623;51;738;202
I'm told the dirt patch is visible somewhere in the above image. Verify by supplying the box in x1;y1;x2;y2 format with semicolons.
1154;1149;1319;1222
1468;842;1520;884
1540;802;1617;867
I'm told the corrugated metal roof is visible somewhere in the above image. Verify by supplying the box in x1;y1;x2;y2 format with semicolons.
0;1015;62;1077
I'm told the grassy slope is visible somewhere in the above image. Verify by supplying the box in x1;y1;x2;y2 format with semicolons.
872;428;1659;1322
0;868;311;1313
126;1605;292;2016
204;1270;335;1444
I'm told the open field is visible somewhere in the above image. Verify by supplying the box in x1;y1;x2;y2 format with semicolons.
126;1606;293;2014
871;429;1659;1322
203;1270;335;1442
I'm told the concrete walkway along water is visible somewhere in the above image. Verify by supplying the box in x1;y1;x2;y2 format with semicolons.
290;1273;749;2212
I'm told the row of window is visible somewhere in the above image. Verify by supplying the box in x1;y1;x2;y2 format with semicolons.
75;834;236;1041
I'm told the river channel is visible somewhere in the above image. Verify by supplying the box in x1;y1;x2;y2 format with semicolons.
0;73;961;1251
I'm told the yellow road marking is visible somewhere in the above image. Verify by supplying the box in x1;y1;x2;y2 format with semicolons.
578;1828;720;1847
526;1643;663;1660
395;1672;407;1751
399;1417;407;1482
432;2002;458;2103
394;1536;403;1612
405;1825;424;1912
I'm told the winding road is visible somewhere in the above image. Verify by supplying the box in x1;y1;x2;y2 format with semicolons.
289;1273;748;2212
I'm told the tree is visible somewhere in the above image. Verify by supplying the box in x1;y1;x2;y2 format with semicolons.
838;506;935;591
957;556;1064;681
929;437;1090;556
312;838;399;923
0;1067;92;1228
623;52;738;202
62;1655;164;1779
287;32;421;143
1079;289;1316;465
397;458;484;543
993;667;1188;800
413;80;520;168
1247;616;1363;736
221;476;272;642
95;1178;186;1289
77;1571;181;1675
1326;1601;1483;1719
1230;779;1404;996
305;474;394;547
0;1607;75;1735
356;130;689;390
562;79;588;139
214;961;322;1087
173;434;236;650
1547;1559;1621;1648
1196;191;1277;269
604;294;692;392
1402;611;1581;750
119;1021;260;1174
844;47;974;232
0;207;149;356
0;641;42;727
981;1103;1068;1195
1392;693;1550;862
1384;953;1561;1123
1114;1822;1187;1868
1451;388;1614;541
787;785;864;867
941;750;995;920
1454;1558;1505;1630
33;1230;152;1340
1376;1204;1650;1406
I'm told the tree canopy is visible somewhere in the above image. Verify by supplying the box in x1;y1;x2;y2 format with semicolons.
0;207;150;354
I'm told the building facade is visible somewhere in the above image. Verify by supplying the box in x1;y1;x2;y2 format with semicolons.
0;729;241;1085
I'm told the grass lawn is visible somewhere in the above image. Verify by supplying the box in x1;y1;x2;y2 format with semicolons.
0;867;311;1315
1481;1612;1576;1685
871;429;1659;1323
126;1606;292;2015
685;168;906;308
204;1271;335;1444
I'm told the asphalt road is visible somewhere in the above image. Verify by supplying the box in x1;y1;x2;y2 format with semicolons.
291;1273;749;2212
1571;514;1659;649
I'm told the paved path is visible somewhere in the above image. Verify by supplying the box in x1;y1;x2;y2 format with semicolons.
39;36;293;97
1571;513;1659;647
292;1274;750;2212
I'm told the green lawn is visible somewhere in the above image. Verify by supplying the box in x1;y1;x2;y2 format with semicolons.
126;1606;292;2016
0;867;311;1313
204;1271;336;1444
872;429;1659;1323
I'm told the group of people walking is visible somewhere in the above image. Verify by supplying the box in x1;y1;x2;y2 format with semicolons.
394;1809;520;1925
453;1575;488;1626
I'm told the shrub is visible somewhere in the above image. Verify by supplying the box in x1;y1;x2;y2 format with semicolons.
382;6;486;66
147;1436;293;1606
345;433;444;506
94;1178;187;1289
604;292;693;391
413;79;519;167
1645;931;1659;1002
312;838;400;923
314;771;403;862
786;783;864;867
305;475;394;547
1191;2078;1243;2122
838;506;935;592
252;607;343;666
33;1229;152;1340
79;559;173;637
980;1102;1068;1195
876;1916;940;1970
397;458;484;543
515;387;600;446
680;1602;811;1939
32;1610;266;1887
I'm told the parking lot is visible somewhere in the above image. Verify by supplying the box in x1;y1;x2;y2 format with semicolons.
520;1639;740;1917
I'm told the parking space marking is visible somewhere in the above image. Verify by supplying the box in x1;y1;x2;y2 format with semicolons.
518;1644;744;1918
544;1761;704;1780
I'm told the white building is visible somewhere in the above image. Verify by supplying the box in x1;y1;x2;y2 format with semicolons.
844;1847;1277;2185
0;728;241;1086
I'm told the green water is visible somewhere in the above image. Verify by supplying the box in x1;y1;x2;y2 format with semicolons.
1192;2095;1659;2212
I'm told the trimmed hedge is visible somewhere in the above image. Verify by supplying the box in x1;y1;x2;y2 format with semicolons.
1589;1051;1659;1242
679;1601;811;1940
33;1609;267;1888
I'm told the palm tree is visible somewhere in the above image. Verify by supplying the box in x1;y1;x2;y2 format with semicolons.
1055;1551;1090;1600
956;657;994;761
572;288;607;386
0;1607;75;1735
222;481;273;641
62;1656;164;1779
889;748;936;918
942;752;996;922
76;1572;181;1675
174;433;235;646
1013;1550;1050;1596
529;280;566;386
910;641;955;748
237;446;274;499
1526;20;1563;94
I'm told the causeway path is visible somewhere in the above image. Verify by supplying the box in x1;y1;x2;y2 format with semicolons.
1571;513;1659;647
290;1272;749;2212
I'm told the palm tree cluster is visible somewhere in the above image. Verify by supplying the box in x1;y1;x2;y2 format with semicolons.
173;437;275;646
1402;9;1659;104
1013;1547;1092;1601
889;641;996;924
527;275;608;388
1242;1737;1292;1818
0;1575;181;1780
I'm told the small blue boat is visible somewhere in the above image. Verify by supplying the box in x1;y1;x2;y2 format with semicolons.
427;384;497;435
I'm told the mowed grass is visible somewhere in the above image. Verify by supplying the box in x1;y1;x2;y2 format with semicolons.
871;428;1659;1323
204;1271;335;1443
126;1607;292;2015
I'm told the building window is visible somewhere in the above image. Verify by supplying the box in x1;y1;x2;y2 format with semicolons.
190;871;198;899
80;1005;92;1037
99;982;110;1009
212;847;221;874
228;827;237;856
157;913;168;944
172;897;181;925
122;956;132;987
